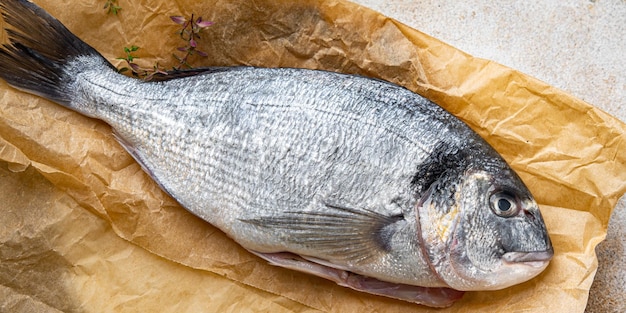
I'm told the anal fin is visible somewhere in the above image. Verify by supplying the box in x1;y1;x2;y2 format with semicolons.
111;129;177;201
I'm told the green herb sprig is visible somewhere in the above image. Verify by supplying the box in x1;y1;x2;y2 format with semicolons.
104;0;122;15
116;45;167;80
115;14;214;80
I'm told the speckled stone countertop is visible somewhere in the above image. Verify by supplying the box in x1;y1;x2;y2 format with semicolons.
351;1;625;312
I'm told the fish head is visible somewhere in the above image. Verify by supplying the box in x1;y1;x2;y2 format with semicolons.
417;162;553;291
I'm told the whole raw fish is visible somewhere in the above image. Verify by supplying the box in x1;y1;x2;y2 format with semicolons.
0;0;553;307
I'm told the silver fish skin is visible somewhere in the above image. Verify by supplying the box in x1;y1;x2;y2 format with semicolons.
0;0;553;307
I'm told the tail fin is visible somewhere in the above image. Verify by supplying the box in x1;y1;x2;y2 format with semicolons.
0;0;112;104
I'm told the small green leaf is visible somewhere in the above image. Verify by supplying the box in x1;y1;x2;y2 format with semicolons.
105;0;122;15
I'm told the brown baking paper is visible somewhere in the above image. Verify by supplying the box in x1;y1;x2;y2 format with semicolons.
1;0;625;312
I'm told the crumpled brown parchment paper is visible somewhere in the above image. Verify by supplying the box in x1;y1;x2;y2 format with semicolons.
1;0;625;312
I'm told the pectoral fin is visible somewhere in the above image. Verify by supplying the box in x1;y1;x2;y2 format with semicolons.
241;202;404;264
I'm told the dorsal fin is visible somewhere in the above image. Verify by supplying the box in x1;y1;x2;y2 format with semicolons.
146;66;245;82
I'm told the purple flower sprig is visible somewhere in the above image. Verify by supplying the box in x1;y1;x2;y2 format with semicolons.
170;14;214;70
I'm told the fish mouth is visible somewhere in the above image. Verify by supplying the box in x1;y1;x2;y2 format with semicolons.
502;247;554;267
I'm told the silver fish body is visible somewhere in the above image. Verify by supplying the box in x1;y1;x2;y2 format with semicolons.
79;64;470;287
0;0;553;307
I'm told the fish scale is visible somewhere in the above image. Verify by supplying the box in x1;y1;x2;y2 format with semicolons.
0;0;553;307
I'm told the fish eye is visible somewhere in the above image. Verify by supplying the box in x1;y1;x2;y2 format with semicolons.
489;191;520;218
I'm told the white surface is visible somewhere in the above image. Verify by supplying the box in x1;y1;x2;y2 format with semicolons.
350;1;625;312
